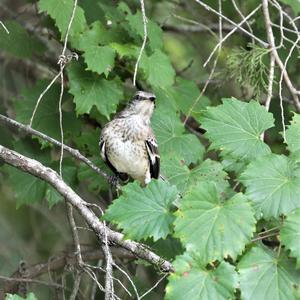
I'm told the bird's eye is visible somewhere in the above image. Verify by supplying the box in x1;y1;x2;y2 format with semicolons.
149;96;156;102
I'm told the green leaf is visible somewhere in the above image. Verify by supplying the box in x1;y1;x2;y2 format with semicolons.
72;21;115;50
2;139;50;207
153;110;204;165
7;166;46;207
83;45;115;76
39;0;87;38
238;245;300;300
161;157;229;195
103;180;178;241
0;21;45;58
141;50;175;88
78;158;111;193
14;80;81;140
74;128;101;156
5;293;38;300
165;252;238;300
148;237;183;260
171;78;210;119
285;113;300;153
125;11;163;50
199;99;274;161
110;42;139;58
281;208;300;268
46;160;77;207
280;0;300;14
174;182;256;263
67;62;123;118
240;154;300;219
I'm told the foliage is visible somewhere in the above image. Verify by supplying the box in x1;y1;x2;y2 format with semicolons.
5;293;38;300
226;44;269;97
1;0;300;299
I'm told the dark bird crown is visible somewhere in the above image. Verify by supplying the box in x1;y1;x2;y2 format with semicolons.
133;91;156;102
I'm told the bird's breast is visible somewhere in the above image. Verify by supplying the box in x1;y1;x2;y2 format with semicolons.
106;138;148;178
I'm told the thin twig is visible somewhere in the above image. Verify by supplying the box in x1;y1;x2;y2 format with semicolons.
231;0;255;44
140;274;168;299
184;0;223;125
257;226;279;235
0;20;9;34
251;231;278;242
113;263;140;300
0;275;63;289
203;4;262;68
0;114;112;183
29;71;62;127
93;205;115;300
261;47;275;140
61;0;78;57
133;0;147;86
194;0;268;47
69;270;82;300
58;66;65;177
0;145;174;272
262;0;300;114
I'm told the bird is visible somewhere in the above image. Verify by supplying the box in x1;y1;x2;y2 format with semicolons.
99;91;160;186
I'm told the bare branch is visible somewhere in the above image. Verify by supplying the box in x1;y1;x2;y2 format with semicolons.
231;0;254;43
0;114;113;183
133;0;147;87
183;0;223;125
140;274;168;299
0;145;174;273
1;248;133;295
194;0;268;47
262;0;300;114
29;71;62;127
0;20;9;34
203;4;262;68
0;275;63;290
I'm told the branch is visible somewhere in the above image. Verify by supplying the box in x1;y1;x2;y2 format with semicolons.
194;0;268;47
133;0;147;86
162;23;235;33
0;114;113;184
0;20;9;34
1;248;133;295
0;145;174;273
262;0;300;113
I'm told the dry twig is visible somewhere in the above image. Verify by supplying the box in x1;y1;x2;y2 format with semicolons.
0;145;174;272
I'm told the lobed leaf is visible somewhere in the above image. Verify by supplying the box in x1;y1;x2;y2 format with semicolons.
285;113;300;153
238;245;300;300
199;99;274;161
281;208;300;268
240;154;300;219
14;80;81;140
161;157;229;195
0;21;45;58
165;252;238;300
174;182;256;264
39;0;87;38
83;45;115;76
67;62;123;118
153;110;204;165
141;50;175;88
103;180;178;241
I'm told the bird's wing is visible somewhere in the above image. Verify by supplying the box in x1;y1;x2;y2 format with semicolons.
99;136;129;181
145;137;160;179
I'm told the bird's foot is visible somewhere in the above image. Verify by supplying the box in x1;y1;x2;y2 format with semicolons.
108;175;121;189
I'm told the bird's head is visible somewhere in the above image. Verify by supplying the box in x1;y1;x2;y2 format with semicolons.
129;91;156;119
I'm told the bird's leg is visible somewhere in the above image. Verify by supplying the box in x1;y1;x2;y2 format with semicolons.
108;174;120;187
